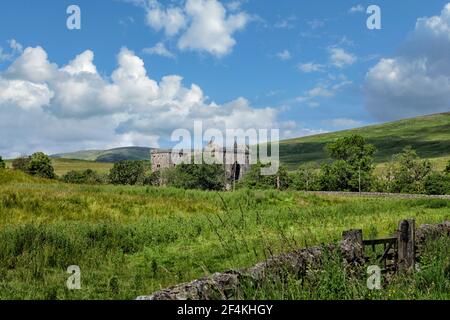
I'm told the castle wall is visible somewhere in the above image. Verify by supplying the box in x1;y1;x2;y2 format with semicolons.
151;147;250;184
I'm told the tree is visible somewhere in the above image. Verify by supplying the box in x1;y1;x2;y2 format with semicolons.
382;147;432;194
321;135;376;192
12;156;30;172
27;152;55;179
62;169;106;185
0;156;5;169
445;160;450;174
143;171;161;186
291;163;320;191
165;163;225;191
318;160;354;192
241;162;290;190
423;172;450;195
109;160;145;185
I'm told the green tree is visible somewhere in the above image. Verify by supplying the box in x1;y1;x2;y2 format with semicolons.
383;147;432;194
423;172;450;195
291;163;320;191
321;135;376;192
165;163;225;191
143;170;161;186
109;160;145;185
241;163;290;190
62;169;106;185
0;156;5;169
12;156;30;172
27;152;55;179
318;161;354;192
445;160;450;174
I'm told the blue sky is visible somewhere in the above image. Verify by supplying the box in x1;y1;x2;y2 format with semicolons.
1;0;450;157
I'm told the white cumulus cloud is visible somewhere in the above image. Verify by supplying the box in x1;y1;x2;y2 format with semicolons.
137;0;250;57
0;45;282;158
364;3;450;120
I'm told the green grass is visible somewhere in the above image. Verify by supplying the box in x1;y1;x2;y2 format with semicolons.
51;147;151;163
0;169;449;299
5;158;113;177
281;112;450;170
241;235;450;300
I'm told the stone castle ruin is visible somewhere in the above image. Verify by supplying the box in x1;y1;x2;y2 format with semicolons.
151;141;251;188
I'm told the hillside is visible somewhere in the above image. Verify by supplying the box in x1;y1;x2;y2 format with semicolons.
47;113;450;170
280;112;450;169
5;158;114;176
52;147;151;163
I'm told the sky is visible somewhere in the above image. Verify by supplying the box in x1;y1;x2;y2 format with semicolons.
1;0;450;157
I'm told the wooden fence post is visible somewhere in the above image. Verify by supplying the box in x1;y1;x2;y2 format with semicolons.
397;219;415;272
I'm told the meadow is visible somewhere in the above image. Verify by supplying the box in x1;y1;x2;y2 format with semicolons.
5;158;113;176
0;169;449;300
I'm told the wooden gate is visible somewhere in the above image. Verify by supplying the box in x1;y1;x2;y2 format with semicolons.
347;219;416;272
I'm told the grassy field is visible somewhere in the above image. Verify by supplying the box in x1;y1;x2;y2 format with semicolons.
0;169;449;300
281;112;450;169
52;146;151;162
5;158;114;176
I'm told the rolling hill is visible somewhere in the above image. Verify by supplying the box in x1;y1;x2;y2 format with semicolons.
49;112;450;171
51;147;151;163
280;112;450;169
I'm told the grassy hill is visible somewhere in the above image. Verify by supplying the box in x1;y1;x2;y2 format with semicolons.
280;112;450;170
46;113;450;171
5;158;114;176
52;146;151;163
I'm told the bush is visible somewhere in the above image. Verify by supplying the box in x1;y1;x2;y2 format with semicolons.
240;163;290;190
445;160;450;174
12;156;30;172
291;164;321;191
423;172;450;195
26;152;55;179
318;161;354;192
0;156;5;169
62;169;106;185
165;163;225;190
319;135;376;192
381;147;432;194
109;161;146;185
143;171;161;186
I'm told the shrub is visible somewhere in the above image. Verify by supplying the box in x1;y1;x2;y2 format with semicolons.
109;160;145;185
445;160;450;174
291;164;321;191
26;152;55;179
381;147;432;194
165;163;225;191
320;135;376;192
241;163;290;190
0;156;5;169
423;172;450;195
12;156;30;172
62;169;106;185
143;171;161;186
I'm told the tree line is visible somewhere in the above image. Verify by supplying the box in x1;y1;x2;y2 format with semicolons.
1;135;450;195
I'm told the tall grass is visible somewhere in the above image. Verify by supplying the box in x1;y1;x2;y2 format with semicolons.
0;170;449;299
241;235;450;300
